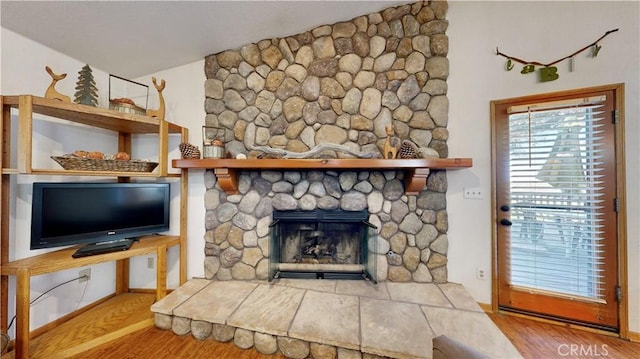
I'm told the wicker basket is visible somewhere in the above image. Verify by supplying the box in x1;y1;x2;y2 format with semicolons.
51;156;158;172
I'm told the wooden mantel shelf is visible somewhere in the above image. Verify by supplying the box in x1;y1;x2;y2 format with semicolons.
173;158;472;195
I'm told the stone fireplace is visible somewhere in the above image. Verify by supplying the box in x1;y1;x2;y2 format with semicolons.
203;0;452;284
270;209;377;282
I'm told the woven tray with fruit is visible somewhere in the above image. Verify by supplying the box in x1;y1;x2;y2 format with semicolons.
51;150;158;172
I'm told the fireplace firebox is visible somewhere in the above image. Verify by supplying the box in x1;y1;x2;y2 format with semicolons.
269;209;377;283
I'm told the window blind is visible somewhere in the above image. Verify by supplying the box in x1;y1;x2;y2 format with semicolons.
506;100;606;301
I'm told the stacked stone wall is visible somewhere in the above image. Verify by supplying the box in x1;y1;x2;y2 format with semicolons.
203;1;451;282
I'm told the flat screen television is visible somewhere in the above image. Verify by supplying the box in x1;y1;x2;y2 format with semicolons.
30;182;170;255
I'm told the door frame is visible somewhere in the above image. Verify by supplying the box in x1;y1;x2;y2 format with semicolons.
489;83;629;338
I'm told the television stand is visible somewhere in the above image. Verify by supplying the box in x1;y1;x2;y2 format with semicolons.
1;235;181;358
72;238;136;258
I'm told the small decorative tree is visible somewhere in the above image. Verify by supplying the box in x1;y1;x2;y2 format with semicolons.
74;64;98;106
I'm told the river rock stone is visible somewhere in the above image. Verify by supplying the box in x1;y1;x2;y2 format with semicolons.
430;234;448;255
205;79;223;99
416;224;439;249
338;348;362;359
217;50;243;68
339;54;362;75
399;213;423;234
425;56;449;79
340;191;367;211
373;53;396;72
223;90;247;112
204;256;220;279
308;58;339;77
321;78;346;98
220;247;242;268
278;337;310;359
353;71;376;90
283;96;306;122
261;45;283;69
313;36;336;59
311;343;337;359
273;193;298;210
360;88;382;119
315;125;347;144
231;262;256;280
301;76;320;101
285;64;307;83
352;31;370;57
254;332;278;355
342;88;362;115
191;320;212;340
390;232;407;254
397;75;420;104
403;246;421;271
211;324;236;342
295;45;314;67
154;313;172;330
234;328;254;349
413;263;433;282
388;265;411;282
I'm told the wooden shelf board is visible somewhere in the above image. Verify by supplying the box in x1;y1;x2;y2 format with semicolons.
172;158;472;195
2;168;181;177
173;157;472;170
2;95;182;134
1;235;180;276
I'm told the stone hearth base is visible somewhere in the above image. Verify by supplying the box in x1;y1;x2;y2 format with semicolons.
151;279;521;359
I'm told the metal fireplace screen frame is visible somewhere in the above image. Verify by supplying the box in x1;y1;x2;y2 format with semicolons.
269;209;377;283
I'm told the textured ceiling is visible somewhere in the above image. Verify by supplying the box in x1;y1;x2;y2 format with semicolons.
1;1;407;78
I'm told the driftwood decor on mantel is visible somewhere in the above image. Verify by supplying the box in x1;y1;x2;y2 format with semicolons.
248;144;382;159
172;157;473;195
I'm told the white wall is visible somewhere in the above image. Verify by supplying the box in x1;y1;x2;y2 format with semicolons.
446;1;639;333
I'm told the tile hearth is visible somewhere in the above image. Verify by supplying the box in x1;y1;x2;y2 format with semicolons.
151;279;521;359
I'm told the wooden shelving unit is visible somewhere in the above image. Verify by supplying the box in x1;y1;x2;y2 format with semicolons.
173;157;473;195
0;95;189;358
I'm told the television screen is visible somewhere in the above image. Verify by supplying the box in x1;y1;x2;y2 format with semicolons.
30;182;170;250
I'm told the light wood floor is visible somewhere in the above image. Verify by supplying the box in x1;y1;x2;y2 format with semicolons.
488;313;640;358
74;313;640;359
4;293;639;358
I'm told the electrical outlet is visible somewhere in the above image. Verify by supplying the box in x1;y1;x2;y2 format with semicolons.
476;267;486;280
147;257;154;269
79;268;91;283
464;187;484;199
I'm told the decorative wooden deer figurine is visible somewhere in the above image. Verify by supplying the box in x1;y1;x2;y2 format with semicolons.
146;77;166;121
44;66;71;102
384;125;398;159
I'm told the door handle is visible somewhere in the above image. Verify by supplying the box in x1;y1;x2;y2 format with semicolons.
500;219;512;226
500;205;510;212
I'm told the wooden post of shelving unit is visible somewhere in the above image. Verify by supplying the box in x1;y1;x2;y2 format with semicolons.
116;132;133;295
17;95;33;174
179;127;189;285
1;96;9;332
15;268;31;358
158;119;169;177
156;244;167;301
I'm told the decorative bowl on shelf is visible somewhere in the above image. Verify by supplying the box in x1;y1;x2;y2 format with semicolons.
51;156;158;172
